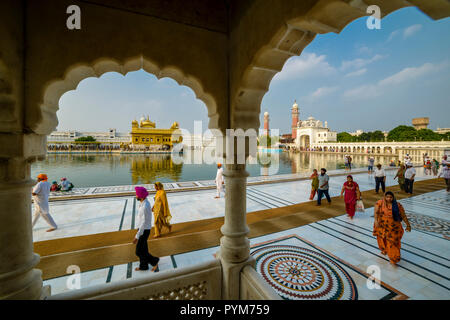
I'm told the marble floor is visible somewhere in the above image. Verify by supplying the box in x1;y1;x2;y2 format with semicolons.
33;167;435;242
41;168;450;299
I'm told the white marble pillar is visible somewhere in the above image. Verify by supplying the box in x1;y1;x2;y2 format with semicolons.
220;163;250;263
0;157;43;299
0;134;48;299
218;163;253;299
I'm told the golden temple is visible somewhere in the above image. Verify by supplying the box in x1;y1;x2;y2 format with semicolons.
130;115;182;148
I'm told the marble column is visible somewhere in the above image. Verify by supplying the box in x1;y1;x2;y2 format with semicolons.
218;163;253;299
0;134;47;299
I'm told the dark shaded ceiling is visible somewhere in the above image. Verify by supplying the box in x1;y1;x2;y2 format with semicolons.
78;0;233;33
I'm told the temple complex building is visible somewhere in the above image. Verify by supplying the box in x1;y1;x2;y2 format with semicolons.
412;117;430;130
291;101;299;139
263;112;270;136
48;129;131;144
291;101;337;149
130;116;182;149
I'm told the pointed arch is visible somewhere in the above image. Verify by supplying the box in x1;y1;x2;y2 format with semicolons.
231;0;450;130
33;56;219;135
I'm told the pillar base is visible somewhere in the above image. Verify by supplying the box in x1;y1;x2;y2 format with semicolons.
217;254;255;300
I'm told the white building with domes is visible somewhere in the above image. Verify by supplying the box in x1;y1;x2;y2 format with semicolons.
291;101;337;149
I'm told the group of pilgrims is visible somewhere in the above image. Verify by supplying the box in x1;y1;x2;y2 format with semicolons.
32;175;173;272
308;154;449;266
31;155;449;271
308;166;412;265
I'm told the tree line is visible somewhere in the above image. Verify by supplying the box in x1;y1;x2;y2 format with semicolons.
337;125;450;142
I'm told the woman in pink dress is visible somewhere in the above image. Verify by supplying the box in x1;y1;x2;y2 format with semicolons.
340;175;361;219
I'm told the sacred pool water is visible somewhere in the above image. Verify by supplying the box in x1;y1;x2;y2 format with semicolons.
31;150;396;188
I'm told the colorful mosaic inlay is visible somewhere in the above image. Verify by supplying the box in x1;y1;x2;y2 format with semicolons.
252;245;358;300
405;212;450;237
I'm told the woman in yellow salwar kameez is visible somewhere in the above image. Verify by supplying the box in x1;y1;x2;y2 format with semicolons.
152;182;172;238
373;191;411;265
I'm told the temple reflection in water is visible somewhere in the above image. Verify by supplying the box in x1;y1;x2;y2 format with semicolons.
130;155;183;184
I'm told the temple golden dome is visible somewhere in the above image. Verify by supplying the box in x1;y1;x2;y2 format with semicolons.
141;120;155;128
139;115;155;128
170;122;179;129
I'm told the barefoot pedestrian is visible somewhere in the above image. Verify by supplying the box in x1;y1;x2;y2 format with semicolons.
133;186;159;272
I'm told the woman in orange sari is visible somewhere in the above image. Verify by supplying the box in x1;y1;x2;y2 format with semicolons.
152;182;172;238
373;191;411;265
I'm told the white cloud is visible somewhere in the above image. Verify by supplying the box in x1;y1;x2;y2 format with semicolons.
340;54;384;71
387;30;400;42
342;84;381;100
403;24;422;38
310;86;338;99
344;68;367;77
378;62;438;86
387;24;422;42
343;61;447;100
357;46;371;55
273;53;336;81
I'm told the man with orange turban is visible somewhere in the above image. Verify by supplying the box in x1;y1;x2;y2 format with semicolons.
32;174;57;232
214;163;224;199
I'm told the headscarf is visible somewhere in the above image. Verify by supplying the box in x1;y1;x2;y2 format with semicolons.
385;191;401;222
154;182;172;223
135;186;149;199
217;163;222;168
37;174;48;181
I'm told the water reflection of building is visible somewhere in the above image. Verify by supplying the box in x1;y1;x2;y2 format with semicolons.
288;152;397;174
130;116;182;149
130;155;183;184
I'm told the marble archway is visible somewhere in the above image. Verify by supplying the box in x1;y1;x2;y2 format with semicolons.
299;134;311;149
230;0;449;131
38;57;219;135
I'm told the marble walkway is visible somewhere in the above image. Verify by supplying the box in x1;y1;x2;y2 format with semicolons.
33;167;433;242
37;168;450;299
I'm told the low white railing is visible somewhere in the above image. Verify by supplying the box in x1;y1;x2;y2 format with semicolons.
48;259;222;300
240;265;281;300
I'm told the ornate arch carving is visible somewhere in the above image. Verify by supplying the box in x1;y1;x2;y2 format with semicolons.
34;56;218;135
231;0;450;130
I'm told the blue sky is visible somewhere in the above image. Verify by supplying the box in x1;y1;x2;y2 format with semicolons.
58;7;450;134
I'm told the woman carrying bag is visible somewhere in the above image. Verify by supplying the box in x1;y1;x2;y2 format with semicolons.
340;175;361;220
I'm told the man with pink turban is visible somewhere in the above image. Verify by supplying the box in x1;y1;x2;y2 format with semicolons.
132;186;159;272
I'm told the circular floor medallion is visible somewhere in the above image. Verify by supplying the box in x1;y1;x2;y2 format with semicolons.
251;245;357;300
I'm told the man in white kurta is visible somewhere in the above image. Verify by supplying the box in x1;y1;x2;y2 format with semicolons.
133;187;159;271
215;163;224;199
32;174;57;232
